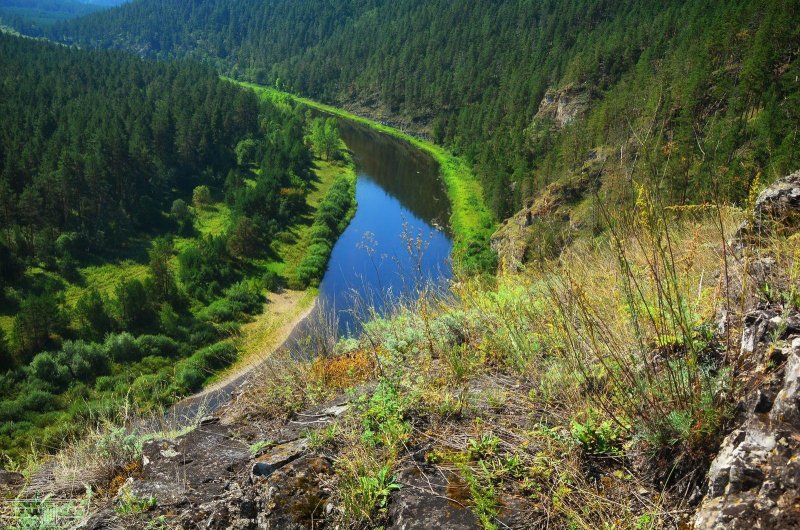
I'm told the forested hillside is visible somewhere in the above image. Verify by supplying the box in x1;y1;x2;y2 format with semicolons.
53;0;800;223
0;33;352;459
0;32;261;270
0;0;124;34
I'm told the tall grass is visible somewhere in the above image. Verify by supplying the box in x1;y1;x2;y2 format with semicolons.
546;187;735;454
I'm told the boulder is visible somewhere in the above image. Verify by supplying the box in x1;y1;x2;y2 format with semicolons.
735;170;800;245
694;336;800;529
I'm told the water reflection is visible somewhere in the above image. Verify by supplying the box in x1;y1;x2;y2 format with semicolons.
303;119;453;339
337;121;451;235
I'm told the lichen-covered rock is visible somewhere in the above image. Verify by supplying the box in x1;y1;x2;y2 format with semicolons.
388;467;478;530
255;456;334;529
736;170;800;245
128;419;251;507
694;336;800;529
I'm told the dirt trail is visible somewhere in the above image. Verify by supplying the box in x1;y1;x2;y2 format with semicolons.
170;290;317;421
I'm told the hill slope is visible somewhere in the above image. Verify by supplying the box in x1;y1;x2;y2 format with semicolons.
53;0;800;227
0;0;125;34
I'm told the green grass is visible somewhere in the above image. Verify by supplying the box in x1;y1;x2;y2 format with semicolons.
173;202;233;255
227;78;497;274
63;262;150;307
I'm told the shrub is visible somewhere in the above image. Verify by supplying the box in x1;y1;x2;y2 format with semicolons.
309;222;334;242
29;351;71;390
192;185;211;208
104;332;140;363
171;198;194;235
62;340;111;382
261;270;281;292
130;370;172;407
188;321;224;346
22;389;57;414
134;335;181;359
292;174;354;288
224;280;264;314
194;341;237;371
199;281;265;323
178;236;235;300
198;299;238;323
176;362;205;393
0;399;23;421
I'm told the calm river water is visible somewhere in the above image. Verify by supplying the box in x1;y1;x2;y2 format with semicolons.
316;119;453;335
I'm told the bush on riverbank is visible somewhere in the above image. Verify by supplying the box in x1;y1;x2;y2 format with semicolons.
292;172;356;289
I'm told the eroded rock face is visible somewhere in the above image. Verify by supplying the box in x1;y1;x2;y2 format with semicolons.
490;148;607;271
534;84;591;129
736;170;800;245
129;419;252;507
79;396;354;529
694;335;800;529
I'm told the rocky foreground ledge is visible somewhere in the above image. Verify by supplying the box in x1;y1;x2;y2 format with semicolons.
79;392;489;529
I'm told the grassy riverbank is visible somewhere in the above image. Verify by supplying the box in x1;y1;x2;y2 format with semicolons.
229;79;497;274
203;150;356;385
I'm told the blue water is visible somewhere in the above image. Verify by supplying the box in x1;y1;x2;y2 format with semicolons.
316;120;453;336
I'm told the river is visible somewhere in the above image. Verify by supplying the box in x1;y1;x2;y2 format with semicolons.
171;117;453;419
315;119;453;336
